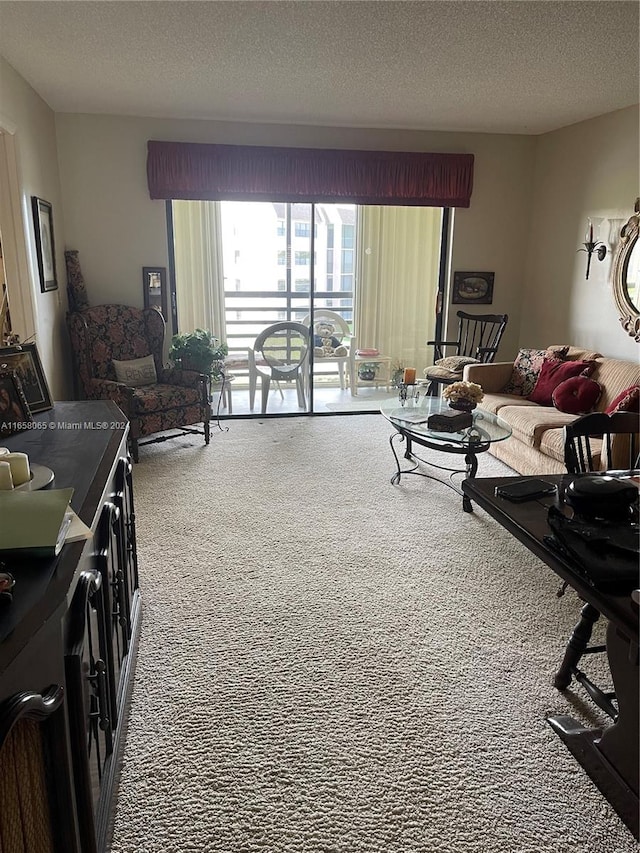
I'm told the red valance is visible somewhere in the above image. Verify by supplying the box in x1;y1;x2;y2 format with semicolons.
147;141;474;207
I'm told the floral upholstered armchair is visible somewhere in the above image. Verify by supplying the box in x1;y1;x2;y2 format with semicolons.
67;305;211;461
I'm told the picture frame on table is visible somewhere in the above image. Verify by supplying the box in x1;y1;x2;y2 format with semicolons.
0;370;33;437
31;197;58;292
452;271;495;305
0;343;53;413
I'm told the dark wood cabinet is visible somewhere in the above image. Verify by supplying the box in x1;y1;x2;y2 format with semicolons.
0;402;141;853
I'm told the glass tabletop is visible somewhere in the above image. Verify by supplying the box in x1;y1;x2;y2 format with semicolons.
380;395;512;447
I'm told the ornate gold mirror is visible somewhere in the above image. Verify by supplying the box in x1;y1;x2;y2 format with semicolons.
611;198;640;341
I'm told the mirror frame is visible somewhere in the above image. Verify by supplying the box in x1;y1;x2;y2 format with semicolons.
611;198;640;341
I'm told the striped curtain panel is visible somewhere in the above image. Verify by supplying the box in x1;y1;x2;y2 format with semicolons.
355;206;443;375
171;200;227;341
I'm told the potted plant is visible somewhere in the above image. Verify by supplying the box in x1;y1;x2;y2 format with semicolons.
169;329;228;381
358;362;379;382
390;360;405;388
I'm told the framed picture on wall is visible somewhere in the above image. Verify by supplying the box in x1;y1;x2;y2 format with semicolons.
452;271;495;305
0;343;53;413
143;267;168;319
31;197;58;292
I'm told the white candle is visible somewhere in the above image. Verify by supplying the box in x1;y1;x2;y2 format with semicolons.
0;460;13;490
5;452;30;486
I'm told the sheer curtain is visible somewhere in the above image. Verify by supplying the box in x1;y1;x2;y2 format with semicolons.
355;206;443;373
171;200;226;340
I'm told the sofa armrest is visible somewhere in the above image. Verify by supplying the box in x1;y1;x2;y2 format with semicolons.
464;361;513;393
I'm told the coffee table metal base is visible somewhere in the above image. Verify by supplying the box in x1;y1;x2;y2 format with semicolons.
388;430;490;512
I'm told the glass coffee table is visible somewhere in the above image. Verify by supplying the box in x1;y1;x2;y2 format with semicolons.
380;395;512;512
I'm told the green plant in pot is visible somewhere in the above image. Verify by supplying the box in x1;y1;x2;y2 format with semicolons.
390;360;405;388
358;362;379;382
169;329;228;381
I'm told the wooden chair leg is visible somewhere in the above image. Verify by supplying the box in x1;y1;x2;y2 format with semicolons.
554;602;601;690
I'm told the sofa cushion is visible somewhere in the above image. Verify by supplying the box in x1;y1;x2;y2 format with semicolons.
527;359;595;406
501;347;568;396
435;355;480;371
548;345;603;361
604;383;640;415
552;376;602;415
497;405;578;448
131;383;202;413
479;393;539;415
538;426;603;467
590;359;640;412
424;365;463;381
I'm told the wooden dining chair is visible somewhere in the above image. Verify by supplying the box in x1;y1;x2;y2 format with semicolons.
554;410;640;719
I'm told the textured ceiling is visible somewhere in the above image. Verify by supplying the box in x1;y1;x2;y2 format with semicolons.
0;1;638;135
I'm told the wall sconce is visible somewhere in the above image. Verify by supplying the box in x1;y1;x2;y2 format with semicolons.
578;218;607;279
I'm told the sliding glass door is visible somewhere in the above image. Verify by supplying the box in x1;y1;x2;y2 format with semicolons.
171;200;444;416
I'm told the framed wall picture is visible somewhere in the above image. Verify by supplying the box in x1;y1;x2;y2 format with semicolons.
31;197;58;292
0;370;33;437
452;271;495;305
143;267;168;318
0;343;53;413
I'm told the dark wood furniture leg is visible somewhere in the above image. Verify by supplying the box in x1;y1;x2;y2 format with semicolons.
554;602;601;690
548;621;639;838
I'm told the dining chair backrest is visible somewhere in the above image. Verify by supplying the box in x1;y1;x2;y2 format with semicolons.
253;322;309;381
563;410;640;473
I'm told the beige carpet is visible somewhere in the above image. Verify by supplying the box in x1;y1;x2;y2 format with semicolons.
110;415;634;853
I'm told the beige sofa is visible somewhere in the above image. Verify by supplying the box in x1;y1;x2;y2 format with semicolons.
464;346;640;475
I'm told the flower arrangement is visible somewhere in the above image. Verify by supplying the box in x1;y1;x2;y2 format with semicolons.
442;380;484;405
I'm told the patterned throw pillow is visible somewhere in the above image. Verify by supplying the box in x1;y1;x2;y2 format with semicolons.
552;376;602;415
112;354;157;387
502;347;569;396
605;385;640;415
434;356;480;371
527;359;595;406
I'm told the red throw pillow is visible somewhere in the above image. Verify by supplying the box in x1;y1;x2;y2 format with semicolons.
552;376;602;415
527;359;595;406
605;384;640;415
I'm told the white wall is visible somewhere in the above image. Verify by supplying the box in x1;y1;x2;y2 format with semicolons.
1;49;637;407
54;114;536;360
522;105;639;361
0;56;70;398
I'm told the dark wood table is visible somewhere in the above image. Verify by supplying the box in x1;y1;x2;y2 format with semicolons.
462;474;639;838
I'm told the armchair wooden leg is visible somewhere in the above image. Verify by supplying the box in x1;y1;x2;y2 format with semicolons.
129;436;139;464
204;419;210;445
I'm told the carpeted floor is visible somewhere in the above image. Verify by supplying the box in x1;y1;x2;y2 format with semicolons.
110;415;634;853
